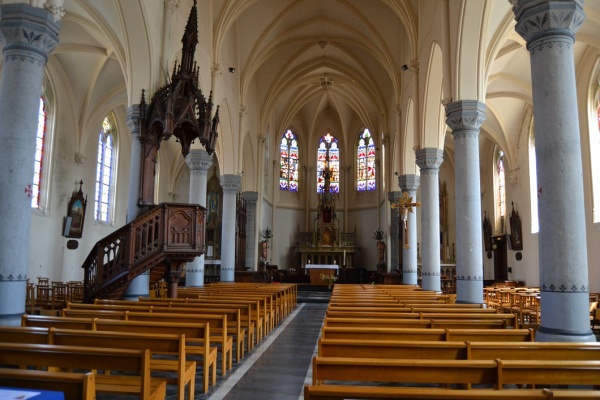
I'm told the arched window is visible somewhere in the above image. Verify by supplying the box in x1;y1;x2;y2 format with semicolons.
356;128;375;191
32;98;47;209
496;149;506;232
317;133;339;193
94;115;116;223
279;129;299;192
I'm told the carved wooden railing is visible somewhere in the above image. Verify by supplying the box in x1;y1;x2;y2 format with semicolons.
82;203;205;302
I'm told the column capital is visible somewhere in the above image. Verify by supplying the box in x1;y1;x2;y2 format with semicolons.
445;100;486;139
415;148;444;171
241;191;259;206
398;174;420;192
126;104;141;138
512;0;584;46
164;0;181;13
186;149;213;172
220;174;242;192
0;4;60;63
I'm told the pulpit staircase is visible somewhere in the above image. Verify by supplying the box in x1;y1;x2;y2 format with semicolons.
82;203;205;302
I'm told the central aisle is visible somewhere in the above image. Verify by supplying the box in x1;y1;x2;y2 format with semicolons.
207;302;328;400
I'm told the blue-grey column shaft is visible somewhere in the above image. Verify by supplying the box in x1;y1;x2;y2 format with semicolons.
416;148;444;292
398;175;420;285
122;104;149;300
445;100;485;304
242;191;259;271
388;191;402;272
220;175;241;282
513;0;594;342
0;4;59;326
185;150;212;287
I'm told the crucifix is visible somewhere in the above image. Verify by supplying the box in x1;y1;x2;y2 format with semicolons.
391;192;421;249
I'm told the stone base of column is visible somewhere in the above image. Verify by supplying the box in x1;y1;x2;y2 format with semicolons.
185;271;205;287
123;273;150;301
0;280;26;326
220;266;235;282
422;275;441;292
455;279;484;304
403;272;417;285
535;292;596;342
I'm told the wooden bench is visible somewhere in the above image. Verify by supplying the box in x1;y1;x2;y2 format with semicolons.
92;318;218;393
311;356;600;389
22;314;96;329
126;311;233;376
323;317;508;330
0;368;96;400
419;312;518;328
321;327;535;342
0;342;166;400
0;325;50;344
304;385;600;400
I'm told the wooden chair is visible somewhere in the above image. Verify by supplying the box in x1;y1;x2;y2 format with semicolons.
519;293;540;327
37;277;49;286
26;281;36;314
35;285;53;310
51;283;68;310
69;283;84;303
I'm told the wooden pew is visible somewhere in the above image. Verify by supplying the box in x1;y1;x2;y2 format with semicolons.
22;314;96;329
311;356;600;389
49;328;197;399
92;318;218;393
0;342;166;400
0;325;50;344
321;327;535;342
323;317;507;330
304;385;548;400
419;312;518;328
0;368;96;400
125;311;233;376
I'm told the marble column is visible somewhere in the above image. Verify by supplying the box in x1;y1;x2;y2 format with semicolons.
416;148;444;292
398;175;420;285
513;0;594;342
242;191;259;271
0;4;59;326
185;150;213;287
445;100;485;304
220;175;241;282
388;191;402;273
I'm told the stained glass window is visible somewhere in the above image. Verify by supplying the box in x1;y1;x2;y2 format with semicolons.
279;129;299;192
95;116;115;222
357;128;375;191
32;98;46;208
497;150;506;232
317;133;339;193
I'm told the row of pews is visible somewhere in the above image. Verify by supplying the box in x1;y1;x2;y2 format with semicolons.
0;281;297;400
304;284;600;400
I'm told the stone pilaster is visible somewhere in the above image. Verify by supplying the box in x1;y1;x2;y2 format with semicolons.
220;175;242;282
0;4;59;326
398;175;420;285
513;0;594;342
388;191;402;273
445;100;485;304
242;191;259;271
416;148;444;292
185;150;213;287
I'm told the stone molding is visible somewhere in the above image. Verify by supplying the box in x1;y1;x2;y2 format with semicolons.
513;0;584;45
415;148;443;170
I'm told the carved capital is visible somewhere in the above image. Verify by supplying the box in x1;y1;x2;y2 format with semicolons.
415;148;444;171
220;174;242;193
164;0;181;13
212;64;223;77
398;174;420;192
74;152;86;165
43;4;65;22
241;191;259;206
186;149;213;172
513;0;584;45
445;100;486;133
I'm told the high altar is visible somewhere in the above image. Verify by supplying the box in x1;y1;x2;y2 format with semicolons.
295;149;360;276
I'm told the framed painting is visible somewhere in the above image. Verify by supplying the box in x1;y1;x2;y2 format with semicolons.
63;181;88;239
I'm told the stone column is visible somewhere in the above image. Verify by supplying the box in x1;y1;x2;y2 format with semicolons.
513;0;594;342
416;148;444;292
398;175;420;285
387;191;402;272
220;175;241;282
185;150;213;287
122;104;150;300
0;4;59;326
445;100;485;304
242;191;259;271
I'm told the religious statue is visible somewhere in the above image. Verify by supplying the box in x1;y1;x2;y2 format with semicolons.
390;192;421;249
373;228;386;269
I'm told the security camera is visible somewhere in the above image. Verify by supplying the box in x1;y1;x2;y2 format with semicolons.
401;65;409;71
229;67;236;73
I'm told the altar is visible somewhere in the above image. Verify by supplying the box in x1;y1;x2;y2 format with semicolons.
306;264;338;284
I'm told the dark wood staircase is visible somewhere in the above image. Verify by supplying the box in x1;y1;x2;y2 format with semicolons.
82;203;206;302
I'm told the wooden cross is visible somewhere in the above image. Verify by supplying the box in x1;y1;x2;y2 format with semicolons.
391;192;421;249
